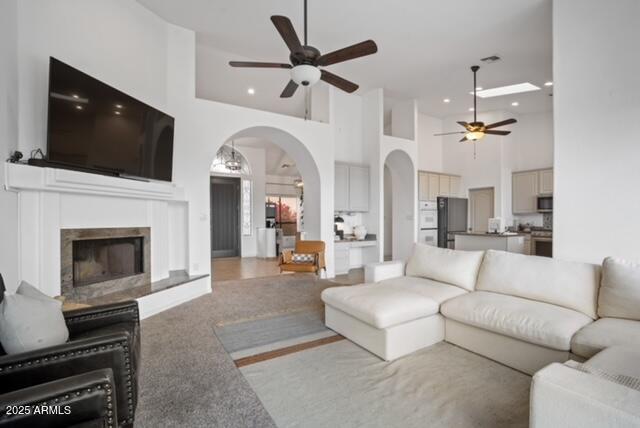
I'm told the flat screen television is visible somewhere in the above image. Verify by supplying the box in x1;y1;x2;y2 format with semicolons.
46;57;175;181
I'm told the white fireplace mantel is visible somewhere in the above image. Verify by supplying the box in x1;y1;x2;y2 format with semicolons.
4;163;186;201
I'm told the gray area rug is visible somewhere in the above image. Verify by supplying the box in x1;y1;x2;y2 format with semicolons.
240;341;531;428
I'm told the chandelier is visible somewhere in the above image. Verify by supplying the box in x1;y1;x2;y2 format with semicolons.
224;141;242;171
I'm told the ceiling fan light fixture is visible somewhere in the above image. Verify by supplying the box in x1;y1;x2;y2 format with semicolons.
291;64;321;86
465;131;485;141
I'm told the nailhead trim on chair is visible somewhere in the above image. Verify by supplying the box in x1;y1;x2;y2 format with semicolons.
65;307;140;326
0;341;133;424
0;381;115;428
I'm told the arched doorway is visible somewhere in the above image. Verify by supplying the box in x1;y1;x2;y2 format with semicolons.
209;126;323;280
383;150;416;261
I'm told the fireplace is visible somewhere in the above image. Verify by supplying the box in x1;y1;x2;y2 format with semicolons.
61;227;151;300
73;237;144;287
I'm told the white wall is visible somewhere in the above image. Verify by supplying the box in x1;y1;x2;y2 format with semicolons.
332;89;365;164
2;0;338;297
553;0;640;263
417;113;443;172
0;0;20;288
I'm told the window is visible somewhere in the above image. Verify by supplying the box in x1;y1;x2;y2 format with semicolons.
266;195;298;236
242;179;252;236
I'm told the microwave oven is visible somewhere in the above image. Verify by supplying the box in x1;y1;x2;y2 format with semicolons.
537;195;553;212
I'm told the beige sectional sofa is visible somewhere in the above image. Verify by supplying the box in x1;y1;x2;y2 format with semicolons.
321;244;640;425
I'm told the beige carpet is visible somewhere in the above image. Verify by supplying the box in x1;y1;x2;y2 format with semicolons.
211;273;360;326
240;341;531;428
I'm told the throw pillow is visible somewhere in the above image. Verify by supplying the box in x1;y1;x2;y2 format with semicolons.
0;281;69;355
292;253;315;264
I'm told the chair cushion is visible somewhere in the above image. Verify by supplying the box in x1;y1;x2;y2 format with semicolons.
476;250;600;318
321;283;439;329
291;253;315;263
598;257;640;320
571;318;640;359
441;291;593;351
377;276;467;304
405;243;484;291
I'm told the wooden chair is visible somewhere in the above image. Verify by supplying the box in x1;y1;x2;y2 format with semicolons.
279;240;326;276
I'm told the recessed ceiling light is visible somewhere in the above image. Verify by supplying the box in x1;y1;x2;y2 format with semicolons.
115;104;123;109
511;101;519;106
72;94;79;99
114;111;121;115
475;83;540;98
247;87;255;95
544;81;553;87
75;105;83;110
469;107;475;112
443;98;450;103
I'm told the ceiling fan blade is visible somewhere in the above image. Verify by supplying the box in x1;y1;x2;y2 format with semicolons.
320;70;358;93
485;118;517;130
459;136;468;143
229;61;292;69
271;16;304;55
317;40;378;66
434;131;466;136
484;130;511;136
280;80;299;98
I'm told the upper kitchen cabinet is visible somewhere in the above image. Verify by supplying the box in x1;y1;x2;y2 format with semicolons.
512;170;539;214
418;171;462;201
335;163;370;212
335;163;350;211
538;169;554;194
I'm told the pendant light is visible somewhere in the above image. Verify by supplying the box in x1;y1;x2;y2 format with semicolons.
225;141;242;171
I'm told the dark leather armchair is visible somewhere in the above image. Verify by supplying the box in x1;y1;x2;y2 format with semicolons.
0;274;141;427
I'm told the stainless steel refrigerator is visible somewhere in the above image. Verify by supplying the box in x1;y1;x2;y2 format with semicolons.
437;197;468;249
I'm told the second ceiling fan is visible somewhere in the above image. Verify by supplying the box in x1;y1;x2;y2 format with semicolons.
436;65;517;142
229;0;378;98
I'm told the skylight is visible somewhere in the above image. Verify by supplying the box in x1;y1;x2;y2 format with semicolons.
473;83;541;98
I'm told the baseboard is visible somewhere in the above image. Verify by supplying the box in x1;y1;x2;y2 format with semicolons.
136;276;211;319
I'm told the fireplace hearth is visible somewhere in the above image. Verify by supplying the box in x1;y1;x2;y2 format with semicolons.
61;227;150;299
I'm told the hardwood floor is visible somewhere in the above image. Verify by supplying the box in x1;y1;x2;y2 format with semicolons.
211;256;364;283
212;257;281;282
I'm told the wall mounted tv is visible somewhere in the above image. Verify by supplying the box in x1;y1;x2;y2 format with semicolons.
47;57;174;181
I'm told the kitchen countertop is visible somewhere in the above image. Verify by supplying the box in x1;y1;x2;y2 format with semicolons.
453;232;527;238
335;234;377;244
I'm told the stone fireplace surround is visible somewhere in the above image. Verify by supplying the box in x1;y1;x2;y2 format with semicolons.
61;227;151;300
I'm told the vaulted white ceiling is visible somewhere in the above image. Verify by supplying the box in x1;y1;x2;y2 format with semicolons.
233;138;300;177
138;0;553;118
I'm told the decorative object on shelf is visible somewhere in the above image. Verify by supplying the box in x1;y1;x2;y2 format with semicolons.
354;225;367;240
228;0;377;97
7;150;23;163
434;66;518;158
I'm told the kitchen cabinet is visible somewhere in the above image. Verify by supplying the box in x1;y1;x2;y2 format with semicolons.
334;164;350;211
523;235;532;255
512;171;539;214
450;176;461;198
418;171;462;201
335;163;370;212
418;173;430;201
538;169;554;194
439;175;450;197
334;244;350;275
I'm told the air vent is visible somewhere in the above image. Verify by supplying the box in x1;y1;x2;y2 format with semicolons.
481;55;501;64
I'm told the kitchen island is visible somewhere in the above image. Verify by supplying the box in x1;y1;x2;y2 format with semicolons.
454;232;526;254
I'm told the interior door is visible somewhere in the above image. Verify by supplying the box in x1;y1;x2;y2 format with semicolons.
211;176;241;258
469;188;495;233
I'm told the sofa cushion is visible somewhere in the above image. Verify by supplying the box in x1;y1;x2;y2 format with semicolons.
321;284;439;329
585;346;640;380
476;250;600;319
571;318;640;359
441;291;593;351
598;257;640;320
405;243;484;291
378;276;467;304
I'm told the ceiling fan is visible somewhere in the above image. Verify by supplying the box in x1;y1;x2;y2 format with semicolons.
435;65;517;142
229;0;378;98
